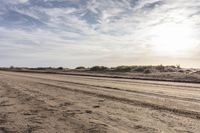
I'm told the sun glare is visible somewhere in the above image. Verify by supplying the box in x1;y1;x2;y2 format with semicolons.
151;23;196;55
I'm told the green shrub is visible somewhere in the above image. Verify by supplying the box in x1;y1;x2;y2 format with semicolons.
144;69;151;74
10;66;14;69
155;65;165;72
114;66;132;72
57;67;63;70
76;66;85;69
90;66;109;71
133;66;150;72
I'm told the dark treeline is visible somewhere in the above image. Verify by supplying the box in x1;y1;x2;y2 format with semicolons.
77;65;182;73
0;65;183;74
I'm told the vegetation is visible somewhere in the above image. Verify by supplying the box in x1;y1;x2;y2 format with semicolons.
1;65;183;74
155;65;165;72
75;66;86;69
88;65;182;73
113;66;133;72
57;67;63;70
10;66;14;69
144;69;151;74
133;66;152;72
90;66;109;71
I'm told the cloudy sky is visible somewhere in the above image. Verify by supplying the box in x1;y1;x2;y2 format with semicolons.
0;0;200;68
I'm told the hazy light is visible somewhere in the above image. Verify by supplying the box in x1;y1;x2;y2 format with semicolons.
151;23;197;55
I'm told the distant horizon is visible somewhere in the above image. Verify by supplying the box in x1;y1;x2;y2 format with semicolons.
1;64;199;69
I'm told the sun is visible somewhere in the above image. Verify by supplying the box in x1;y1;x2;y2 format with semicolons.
151;23;196;55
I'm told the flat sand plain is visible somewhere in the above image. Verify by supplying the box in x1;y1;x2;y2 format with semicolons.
0;71;200;133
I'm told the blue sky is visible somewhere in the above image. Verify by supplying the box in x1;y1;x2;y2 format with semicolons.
0;0;200;68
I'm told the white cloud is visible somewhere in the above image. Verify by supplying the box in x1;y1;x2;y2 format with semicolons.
0;0;200;67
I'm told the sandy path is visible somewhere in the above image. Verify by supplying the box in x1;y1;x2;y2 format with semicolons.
0;71;200;133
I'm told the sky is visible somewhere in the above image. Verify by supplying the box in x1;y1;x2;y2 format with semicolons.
0;0;200;68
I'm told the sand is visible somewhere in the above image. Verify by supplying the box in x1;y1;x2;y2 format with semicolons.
0;71;200;133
